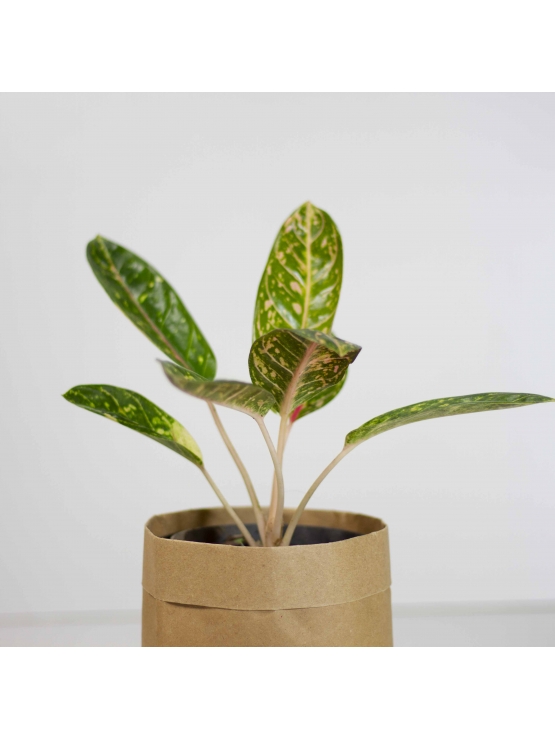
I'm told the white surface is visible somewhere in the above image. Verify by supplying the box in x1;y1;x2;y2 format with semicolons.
1;93;554;614
1;602;553;647
395;612;555;648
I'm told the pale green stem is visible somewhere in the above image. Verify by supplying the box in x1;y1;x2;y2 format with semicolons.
267;341;316;541
281;445;354;547
255;415;285;546
207;401;266;546
284;417;294;446
199;466;258;548
268;415;292;538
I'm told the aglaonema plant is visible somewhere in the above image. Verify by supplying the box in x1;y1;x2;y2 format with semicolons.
64;202;554;547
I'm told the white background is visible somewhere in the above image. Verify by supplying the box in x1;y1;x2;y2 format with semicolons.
1;93;554;614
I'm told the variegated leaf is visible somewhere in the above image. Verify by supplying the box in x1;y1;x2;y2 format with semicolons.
63;384;203;465
87;236;217;379
293;370;349;421
160;362;277;418
249;328;361;416
253;202;343;340
345;392;554;447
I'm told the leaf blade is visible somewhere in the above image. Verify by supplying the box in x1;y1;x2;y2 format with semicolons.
253;202;343;340
345;392;554;447
63;384;203;465
87;236;217;379
160;362;277;417
294;370;349;421
249;328;361;417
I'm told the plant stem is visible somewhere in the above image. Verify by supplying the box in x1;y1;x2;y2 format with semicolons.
284;417;294;446
268;416;293;527
265;413;289;544
269;341;316;541
280;445;354;546
207;401;266;546
255;416;285;546
199;466;258;547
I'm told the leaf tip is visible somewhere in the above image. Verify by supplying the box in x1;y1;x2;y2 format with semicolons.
86;236;105;266
301;200;321;213
86;234;101;249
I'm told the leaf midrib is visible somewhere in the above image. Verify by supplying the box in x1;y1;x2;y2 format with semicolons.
280;340;317;417
301;202;313;328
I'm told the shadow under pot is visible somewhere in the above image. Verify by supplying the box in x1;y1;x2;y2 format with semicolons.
142;506;392;647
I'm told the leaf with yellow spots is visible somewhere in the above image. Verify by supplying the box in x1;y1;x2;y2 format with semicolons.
87;236;216;379
63;385;203;465
293;370;349;421
253;202;343;340
160;362;277;418
249;328;361;416
345;392;554;447
253;203;346;420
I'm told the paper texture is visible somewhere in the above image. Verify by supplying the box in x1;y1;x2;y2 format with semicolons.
142;507;392;647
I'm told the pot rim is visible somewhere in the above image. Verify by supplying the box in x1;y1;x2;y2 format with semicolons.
146;505;386;549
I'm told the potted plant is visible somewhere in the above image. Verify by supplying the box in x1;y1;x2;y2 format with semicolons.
64;202;553;646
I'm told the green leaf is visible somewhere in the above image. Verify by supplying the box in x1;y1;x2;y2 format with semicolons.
253;202;343;340
293;370;348;422
160;362;277;418
253;203;346;421
63;384;203;465
249;328;361;417
87;236;217;379
345;392;554;447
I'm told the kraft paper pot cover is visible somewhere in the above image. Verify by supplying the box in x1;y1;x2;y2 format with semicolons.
142;507;392;647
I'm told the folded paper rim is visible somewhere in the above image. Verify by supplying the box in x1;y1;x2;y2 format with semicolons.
143;507;391;611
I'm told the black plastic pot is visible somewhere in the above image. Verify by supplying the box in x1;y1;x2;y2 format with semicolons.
169;522;359;546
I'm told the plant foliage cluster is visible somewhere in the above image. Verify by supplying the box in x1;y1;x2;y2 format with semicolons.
64;203;553;546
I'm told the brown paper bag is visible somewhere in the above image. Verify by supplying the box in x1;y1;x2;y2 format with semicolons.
142;507;392;647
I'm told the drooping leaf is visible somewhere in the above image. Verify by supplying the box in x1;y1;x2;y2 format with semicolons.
160;362;277;418
293;370;349;421
249;328;361;417
345;392;554;447
253;202;343;340
63;384;203;465
87;236;217;379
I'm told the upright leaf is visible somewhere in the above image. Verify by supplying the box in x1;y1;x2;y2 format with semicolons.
253;202;343;340
160;362;277;418
63;385;203;465
249;328;361;417
345;392;554;447
87;236;217;379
